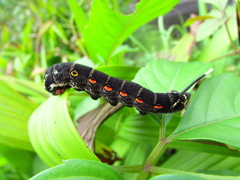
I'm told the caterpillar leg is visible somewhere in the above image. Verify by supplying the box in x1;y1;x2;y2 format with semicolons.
139;111;147;115
108;101;118;106
89;94;100;100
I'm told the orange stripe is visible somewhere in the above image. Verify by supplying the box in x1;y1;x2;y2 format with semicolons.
120;90;128;97
154;105;163;109
104;85;112;91
89;77;96;84
135;97;143;103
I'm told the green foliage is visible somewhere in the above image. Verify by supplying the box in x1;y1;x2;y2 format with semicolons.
150;174;205;180
0;0;239;179
133;60;211;92
28;93;99;167
30;159;123;180
172;73;240;146
0;80;36;151
83;0;179;64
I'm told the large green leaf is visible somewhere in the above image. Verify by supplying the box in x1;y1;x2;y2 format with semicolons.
96;66;140;81
167;141;240;157
161;150;240;173
0;75;48;104
0;81;36;151
30;159;123;180
83;0;179;64
159;150;240;179
169;73;240;147
67;0;88;34
150;174;205;180
28;93;99;167
117;114;159;145
133;60;211;93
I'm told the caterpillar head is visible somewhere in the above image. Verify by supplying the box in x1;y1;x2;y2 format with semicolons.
172;91;191;112
44;62;74;95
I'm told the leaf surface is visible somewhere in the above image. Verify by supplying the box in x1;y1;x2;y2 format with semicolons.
196;6;237;62
28;93;99;167
0;81;36;151
30;159;123;180
96;65;140;81
160;150;240;179
170;73;240;147
67;0;88;34
133;60;211;93
83;0;179;64
150;174;205;180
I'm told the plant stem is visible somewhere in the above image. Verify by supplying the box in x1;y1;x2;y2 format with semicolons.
137;140;167;180
113;164;143;174
136;115;169;179
160;115;166;139
224;19;239;53
208;51;240;62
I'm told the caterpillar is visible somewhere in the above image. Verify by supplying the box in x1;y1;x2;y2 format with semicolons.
44;62;213;115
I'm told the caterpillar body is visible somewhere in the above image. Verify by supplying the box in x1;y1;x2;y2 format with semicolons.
44;62;213;115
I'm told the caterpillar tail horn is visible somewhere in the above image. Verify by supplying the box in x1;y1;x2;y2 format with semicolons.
179;68;214;96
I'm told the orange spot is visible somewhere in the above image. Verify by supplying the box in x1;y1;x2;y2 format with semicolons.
104;85;112;91
154;105;163;109
120;90;128;97
89;77;96;84
56;89;66;95
135;97;143;104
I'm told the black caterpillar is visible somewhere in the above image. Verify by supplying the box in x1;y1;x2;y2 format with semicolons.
44;62;212;115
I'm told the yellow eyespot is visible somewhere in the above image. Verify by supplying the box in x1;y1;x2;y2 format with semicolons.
71;70;78;77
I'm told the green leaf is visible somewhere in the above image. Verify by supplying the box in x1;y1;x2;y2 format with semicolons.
133;60;211;93
118;114;159;145
32;156;49;176
0;75;48;104
171;33;195;62
201;0;228;11
184;15;214;27
67;0;88;34
52;23;69;45
170;73;240;147
28;93;99;167
38;21;53;37
160;150;240;179
111;139;153;180
167;141;240;157
0;81;36;151
0;26;10;45
0;145;34;178
196;6;237;62
150;174;205;180
70;95;101;121
112;45;138;57
96;65;140;81
22;18;34;52
196;9;226;41
30;159;123;180
83;0;179;64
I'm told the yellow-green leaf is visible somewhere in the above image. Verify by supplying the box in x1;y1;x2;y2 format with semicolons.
0;81;36;151
184;15;214;27
28;93;99;167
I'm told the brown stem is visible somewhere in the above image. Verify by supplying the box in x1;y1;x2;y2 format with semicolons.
76;103;123;151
